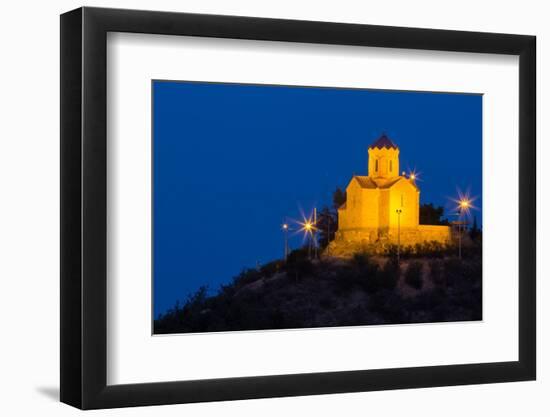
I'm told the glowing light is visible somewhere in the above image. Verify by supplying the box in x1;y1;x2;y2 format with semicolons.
297;218;317;235
403;167;421;182
450;188;478;218
282;223;288;230
294;211;317;239
406;167;420;182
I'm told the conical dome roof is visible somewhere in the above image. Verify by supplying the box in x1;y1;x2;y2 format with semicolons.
369;134;398;150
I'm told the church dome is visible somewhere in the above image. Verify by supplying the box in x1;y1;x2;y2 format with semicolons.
369;134;398;150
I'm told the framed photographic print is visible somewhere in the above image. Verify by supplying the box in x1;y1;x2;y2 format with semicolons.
60;7;536;409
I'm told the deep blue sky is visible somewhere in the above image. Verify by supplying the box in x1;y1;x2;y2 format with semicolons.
153;81;482;317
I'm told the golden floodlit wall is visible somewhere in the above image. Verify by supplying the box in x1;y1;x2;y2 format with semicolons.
368;146;400;179
338;179;380;230
331;135;451;254
388;180;419;229
417;225;452;242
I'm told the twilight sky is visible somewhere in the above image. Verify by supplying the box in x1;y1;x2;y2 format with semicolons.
153;81;482;317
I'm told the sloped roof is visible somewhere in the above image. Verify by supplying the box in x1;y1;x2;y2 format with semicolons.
351;175;419;191
376;177;403;189
369;134;398;150
353;176;377;189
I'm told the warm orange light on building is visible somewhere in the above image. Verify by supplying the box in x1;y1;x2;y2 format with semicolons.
331;134;452;252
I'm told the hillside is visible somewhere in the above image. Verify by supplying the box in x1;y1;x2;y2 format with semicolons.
154;244;482;334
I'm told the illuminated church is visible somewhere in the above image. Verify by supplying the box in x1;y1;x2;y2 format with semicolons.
333;134;451;249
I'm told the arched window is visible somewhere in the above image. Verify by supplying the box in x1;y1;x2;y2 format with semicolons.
375;160;378;172
390;160;393;172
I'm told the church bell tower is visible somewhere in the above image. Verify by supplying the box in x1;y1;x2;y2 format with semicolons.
368;134;400;179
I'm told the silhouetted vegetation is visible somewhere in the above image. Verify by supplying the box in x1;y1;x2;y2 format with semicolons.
155;238;482;334
384;241;453;259
285;248;314;280
469;215;481;242
332;187;346;210
405;261;424;290
317;206;337;248
419;203;449;225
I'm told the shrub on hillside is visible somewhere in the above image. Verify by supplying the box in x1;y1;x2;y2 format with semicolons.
368;289;408;323
333;265;360;294
384;244;398;259
443;257;482;289
405;261;424;290
155;286;211;333
353;253;384;293
285;248;314;279
385;241;454;259
352;253;379;277
332;253;381;294
429;259;445;287
232;268;262;289
376;258;400;291
260;260;284;277
413;241;453;257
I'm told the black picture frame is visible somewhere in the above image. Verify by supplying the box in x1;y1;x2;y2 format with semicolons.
60;6;536;410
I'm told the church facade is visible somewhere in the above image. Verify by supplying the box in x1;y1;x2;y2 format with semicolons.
333;134;451;250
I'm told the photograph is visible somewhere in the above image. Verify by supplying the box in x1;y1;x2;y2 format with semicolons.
0;0;541;414
152;81;483;334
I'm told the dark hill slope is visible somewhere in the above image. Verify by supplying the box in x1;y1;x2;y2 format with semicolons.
154;248;482;334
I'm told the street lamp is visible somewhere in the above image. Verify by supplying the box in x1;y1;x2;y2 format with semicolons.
396;208;403;263
304;220;314;259
282;222;290;262
297;210;317;260
460;199;471;210
408;169;420;182
457;198;471;260
313;207;318;259
449;188;478;260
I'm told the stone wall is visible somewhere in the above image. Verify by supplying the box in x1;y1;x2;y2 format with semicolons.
386;227;421;245
417;225;451;243
335;228;378;243
326;237;381;258
328;224;452;258
336;226;450;246
387;180;419;229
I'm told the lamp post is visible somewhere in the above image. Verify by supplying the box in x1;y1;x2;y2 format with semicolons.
298;210;317;260
282;222;289;262
396;208;402;263
304;221;313;259
458;220;462;260
457;199;471;260
313;207;318;260
450;189;476;260
326;209;331;257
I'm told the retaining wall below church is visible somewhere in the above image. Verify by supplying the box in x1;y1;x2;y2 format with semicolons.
336;225;450;245
329;225;452;258
417;225;451;243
